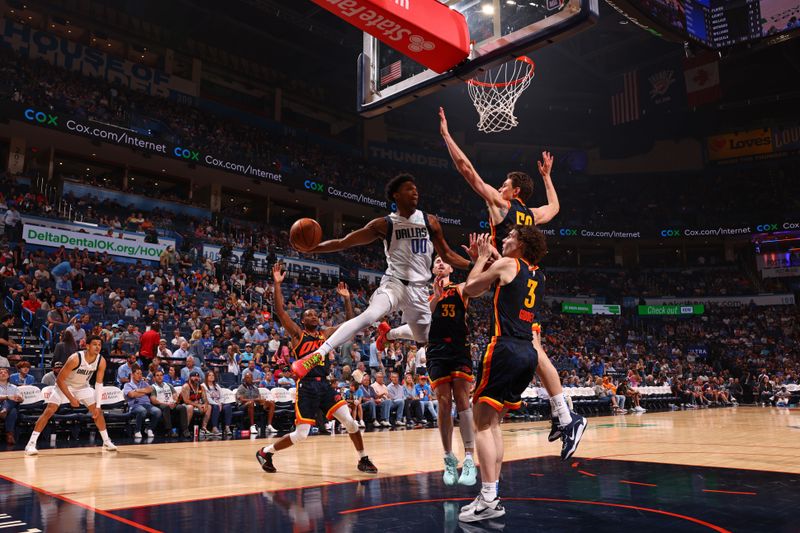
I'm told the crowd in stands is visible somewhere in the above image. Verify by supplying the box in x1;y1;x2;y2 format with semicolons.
5;44;800;236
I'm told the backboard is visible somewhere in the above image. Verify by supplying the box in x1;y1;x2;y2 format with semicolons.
357;0;599;117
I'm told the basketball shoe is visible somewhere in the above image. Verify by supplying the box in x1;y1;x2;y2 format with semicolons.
560;413;587;461
256;449;276;473
291;352;324;379
357;456;378;473
443;453;459;486
458;456;477;486
458;494;505;522
547;417;562;442
376;321;391;352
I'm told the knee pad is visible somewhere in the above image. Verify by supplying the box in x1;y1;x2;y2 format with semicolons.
343;417;359;434
331;405;360;433
289;423;311;444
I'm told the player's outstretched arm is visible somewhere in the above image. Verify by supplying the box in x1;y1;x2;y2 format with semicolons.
271;263;302;340
309;217;386;254
324;282;354;338
439;107;504;208
463;235;517;297
427;215;470;270
529;151;560;225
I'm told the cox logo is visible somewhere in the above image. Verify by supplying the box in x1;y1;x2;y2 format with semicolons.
304;180;324;192
756;224;778;232
173;147;200;161
479;221;491;230
660;229;681;237
24;108;58;126
559;229;578;236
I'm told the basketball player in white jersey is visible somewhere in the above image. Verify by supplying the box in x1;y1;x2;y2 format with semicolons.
290;174;471;379
26;335;117;454
438;107;586;460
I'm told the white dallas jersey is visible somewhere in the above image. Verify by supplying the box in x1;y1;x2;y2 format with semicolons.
383;210;434;283
64;350;101;389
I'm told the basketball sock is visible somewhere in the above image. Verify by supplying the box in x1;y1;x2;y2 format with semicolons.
481;482;497;501
262;445;276;454
550;393;572;426
316;293;392;357
458;408;475;450
358;449;368;459
28;431;40;446
387;324;414;341
100;430;110;443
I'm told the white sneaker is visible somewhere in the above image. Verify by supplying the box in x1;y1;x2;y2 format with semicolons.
380;420;391;427
460;495;482;514
358;420;365;428
250;425;259;435
372;420;380;428
458;494;505;523
25;444;38;456
266;425;277;433
146;429;155;438
133;432;143;439
103;441;117;451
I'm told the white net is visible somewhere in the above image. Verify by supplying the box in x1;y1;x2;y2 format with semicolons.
467;56;535;133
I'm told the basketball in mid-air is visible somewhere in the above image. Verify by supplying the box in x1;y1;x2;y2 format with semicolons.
290;218;322;253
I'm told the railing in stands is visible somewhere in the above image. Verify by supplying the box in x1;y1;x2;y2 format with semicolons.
38;324;53;369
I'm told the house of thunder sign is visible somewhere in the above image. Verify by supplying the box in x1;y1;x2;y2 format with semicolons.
23;224;169;260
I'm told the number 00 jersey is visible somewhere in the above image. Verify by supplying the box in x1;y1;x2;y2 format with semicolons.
383;210;434;283
292;330;328;379
491;258;544;340
490;197;534;249
429;283;468;345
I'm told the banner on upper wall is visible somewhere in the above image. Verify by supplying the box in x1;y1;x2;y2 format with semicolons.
772;125;800;153
643;294;795;306
706;128;773;161
0;18;197;100
367;142;453;171
202;244;340;277
561;302;621;315
23;223;170;261
638;304;705;316
7;103;284;184
357;269;384;285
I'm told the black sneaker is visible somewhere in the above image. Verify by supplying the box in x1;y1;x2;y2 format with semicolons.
547;417;562;442
357;455;378;473
560;413;587;461
256;449;276;473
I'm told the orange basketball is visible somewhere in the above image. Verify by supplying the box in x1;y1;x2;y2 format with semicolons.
290;218;322;253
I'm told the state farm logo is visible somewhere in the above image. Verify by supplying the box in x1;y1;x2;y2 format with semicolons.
409;34;435;52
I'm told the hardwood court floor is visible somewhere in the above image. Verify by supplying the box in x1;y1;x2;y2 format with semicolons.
0;407;797;513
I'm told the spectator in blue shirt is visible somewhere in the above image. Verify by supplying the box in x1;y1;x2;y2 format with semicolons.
180;356;204;382
414;375;438;423
10;361;35;386
242;360;264;383
117;353;138;386
88;288;105;310
277;368;295;389
123;365;162;438
358;374;378;427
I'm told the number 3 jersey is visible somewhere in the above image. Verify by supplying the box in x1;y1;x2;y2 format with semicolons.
491;258;544;340
383;210;434;283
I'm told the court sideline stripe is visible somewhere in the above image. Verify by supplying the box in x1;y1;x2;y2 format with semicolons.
337;497;731;532
702;489;757;496
0;473;162;533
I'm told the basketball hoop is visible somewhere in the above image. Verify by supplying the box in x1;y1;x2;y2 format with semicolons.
466;56;535;133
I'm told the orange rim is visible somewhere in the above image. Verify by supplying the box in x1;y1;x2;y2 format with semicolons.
466;56;535;88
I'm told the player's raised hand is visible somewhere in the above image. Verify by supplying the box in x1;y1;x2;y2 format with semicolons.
537;151;554;177
461;232;480;261
439;107;450;137
272;262;286;284
433;277;445;301
336;281;350;299
476;233;493;259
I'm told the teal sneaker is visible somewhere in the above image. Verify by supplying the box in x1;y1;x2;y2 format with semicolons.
458;456;477;486
443;453;459;486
